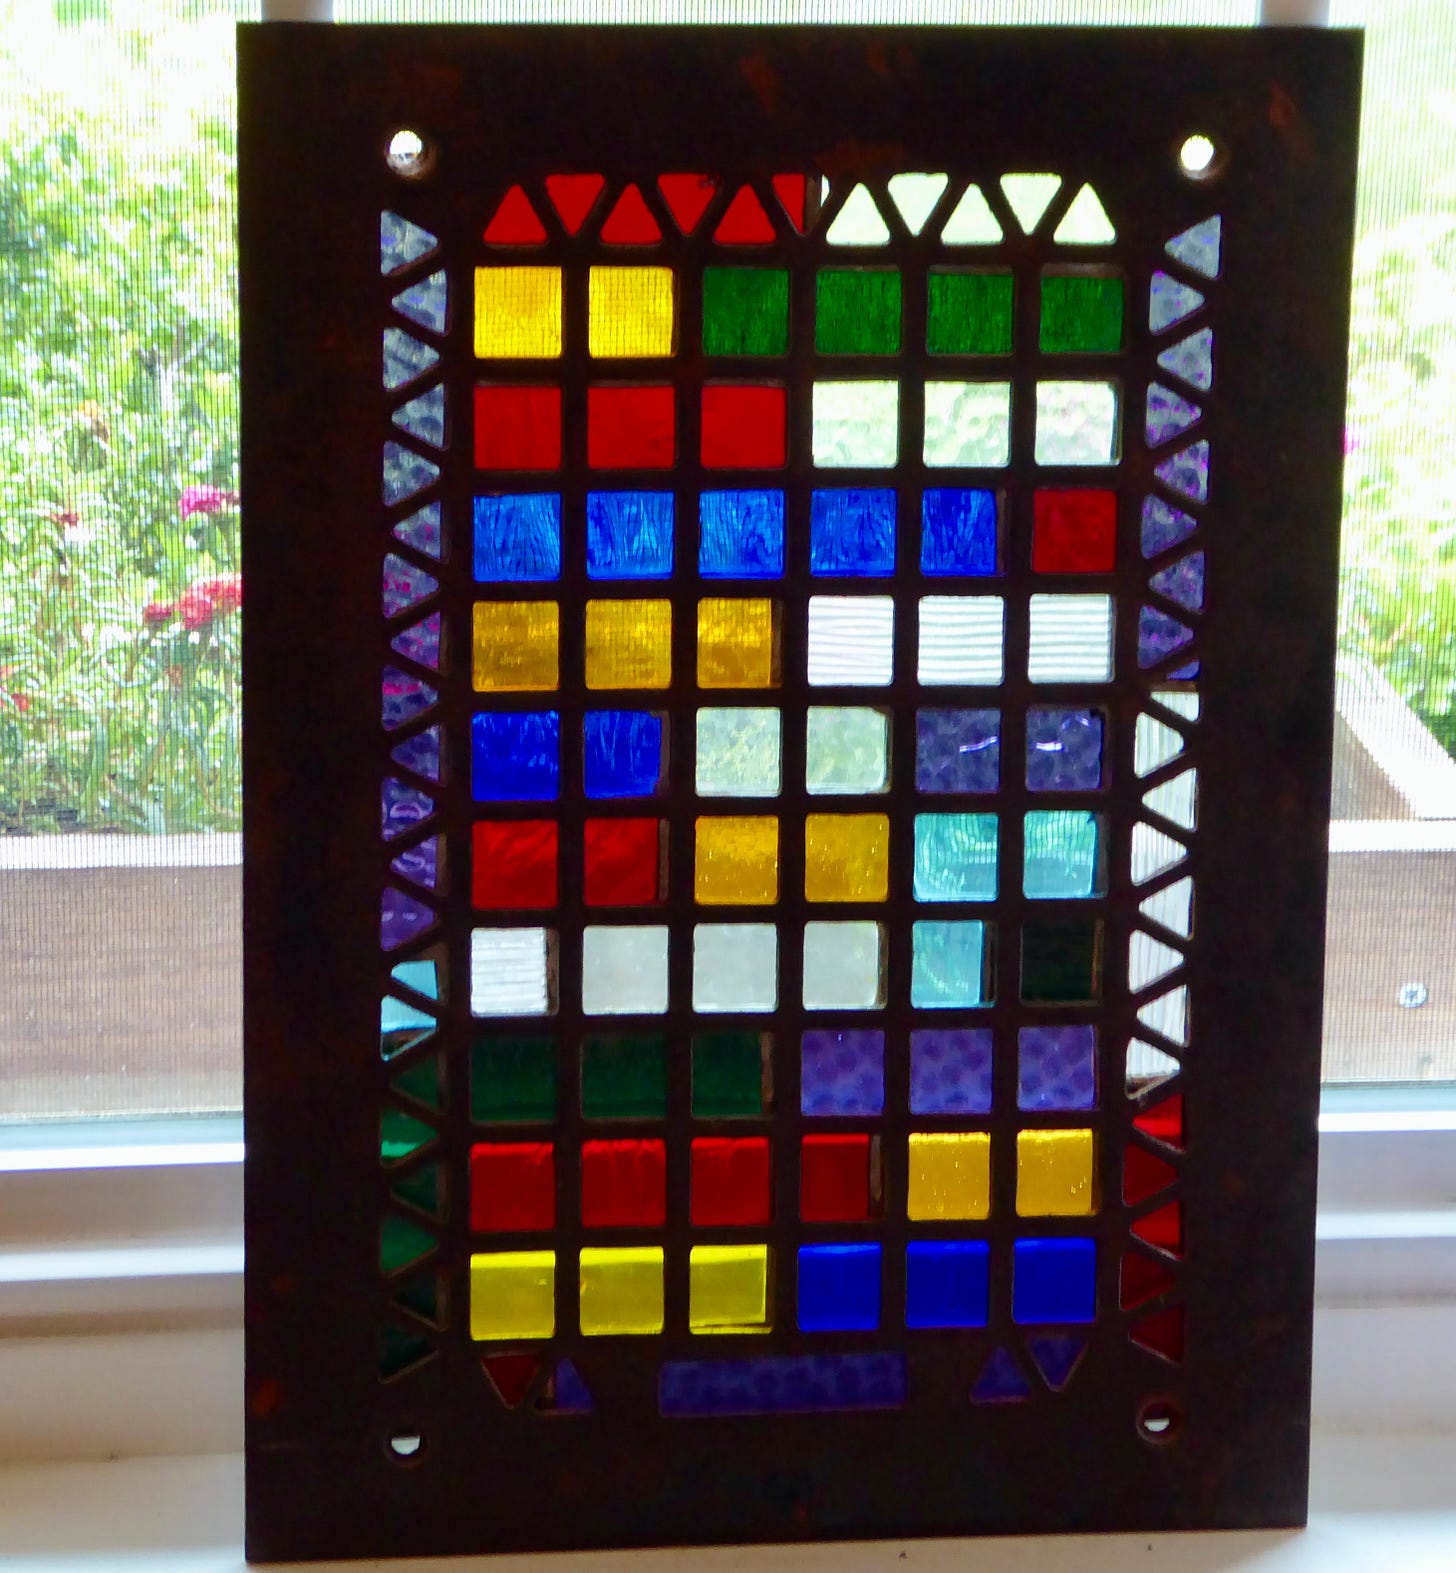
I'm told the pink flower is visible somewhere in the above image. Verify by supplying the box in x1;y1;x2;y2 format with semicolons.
194;572;242;616
143;600;174;626
179;485;238;519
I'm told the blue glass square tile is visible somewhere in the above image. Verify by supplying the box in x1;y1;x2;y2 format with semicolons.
473;494;562;582
810;489;897;576
911;921;988;1008
797;1244;882;1332
586;491;674;580
583;710;664;799
916;709;1000;793
1012;1238;1097;1324
1026;709;1104;792
1017;1025;1098;1112
699;490;785;579
905;1241;989;1329
910;1029;993;1115
801;1030;885;1116
1023;811;1104;898
471;711;560;801
921;489;999;576
913;813;998;901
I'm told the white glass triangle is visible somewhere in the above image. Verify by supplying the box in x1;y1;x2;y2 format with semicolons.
383;328;440;392
1157;327;1214;392
1129;930;1184;992
1138;986;1189;1047
941;183;1003;244
1149;270;1205;333
1126;1038;1180;1095
1053;183;1115;244
1144;768;1198;831
381;211;437;275
1131;822;1186;886
1153;690;1200;722
391;385;446;450
1140;877;1193;940
1165;215;1222;279
826;183;890;246
1134;712;1185;777
888;172;949;235
999;173;1061;234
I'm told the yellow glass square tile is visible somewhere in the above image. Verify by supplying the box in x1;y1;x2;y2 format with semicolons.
474;267;563;359
469;1249;555;1340
1016;1128;1098;1217
579;1245;664;1335
805;813;890;902
695;816;780;905
588;266;676;358
697;598;778;689
907;1132;991;1220
473;601;559;692
689;1244;770;1332
585;599;672;690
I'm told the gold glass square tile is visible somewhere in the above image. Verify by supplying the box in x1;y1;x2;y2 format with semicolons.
579;1245;664;1335
585;599;672;690
474;267;563;358
688;1244;770;1332
804;812;890;902
697;598;779;689
695;815;780;905
468;1249;556;1340
473;600;559;692
1016;1128;1098;1217
907;1132;991;1220
588;266;676;358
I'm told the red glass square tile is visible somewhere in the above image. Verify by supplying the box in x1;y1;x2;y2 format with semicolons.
474;385;562;471
470;1141;555;1232
472;820;558;909
1031;489;1117;573
799;1132;871;1222
701;385;786;469
691;1136;771;1226
581;1138;666;1227
583;818;662;906
586;384;675;470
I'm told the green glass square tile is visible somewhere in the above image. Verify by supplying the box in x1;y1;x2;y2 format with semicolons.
471;1035;557;1124
927;271;1013;355
1021;918;1103;1003
817;269;902;355
582;1032;668;1119
692;1030;766;1118
702;268;789;357
1039;274;1124;354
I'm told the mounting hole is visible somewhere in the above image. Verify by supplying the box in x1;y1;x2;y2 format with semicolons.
386;1429;425;1462
1137;1398;1182;1444
1177;134;1222;182
386;129;433;180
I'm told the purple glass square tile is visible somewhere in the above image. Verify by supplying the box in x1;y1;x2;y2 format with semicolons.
1026;709;1103;792
801;1030;885;1116
910;1028;993;1115
916;709;1000;794
1017;1025;1097;1111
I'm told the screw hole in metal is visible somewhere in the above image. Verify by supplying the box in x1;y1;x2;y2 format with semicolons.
387;129;434;180
1137;1397;1182;1444
1177;133;1222;182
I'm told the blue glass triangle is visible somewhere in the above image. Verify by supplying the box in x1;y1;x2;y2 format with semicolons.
1165;216;1221;280
381;211;437;275
380;995;434;1061
382;441;440;506
1150;551;1206;614
391;726;441;782
1141;496;1197;559
392;385;446;450
391;614;441;671
1154;440;1209;503
392;270;447;335
971;1346;1031;1403
1148;270;1205;333
383;327;440;392
1145;383;1201;448
391;959;439;999
390;836;439;892
1157;328;1213;393
383;554;438;617
393;502;442;561
382;777;435;840
552;1358;594;1413
381;886;435;950
1027;1335;1086;1391
1139;606;1195;670
382;667;437;731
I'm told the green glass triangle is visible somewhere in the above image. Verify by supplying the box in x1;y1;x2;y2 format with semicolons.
389;1055;441;1112
392;1272;442;1327
379;1322;436;1381
391;1161;443;1220
380;1213;436;1276
381;1107;436;1165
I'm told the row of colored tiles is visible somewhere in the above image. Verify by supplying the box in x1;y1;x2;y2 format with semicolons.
471;488;1128;581
470;593;1126;692
459;702;1191;801
468;810;1105;908
468;1237;1098;1340
464;1130;1099;1232
465;380;1128;471
464;917;1106;1015
470;266;1128;359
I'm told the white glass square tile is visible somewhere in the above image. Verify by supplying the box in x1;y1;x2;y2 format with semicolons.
471;927;556;1017
581;925;670;1015
692;922;779;1012
1035;380;1119;465
802;920;884;1010
807;596;895;686
695;708;782;797
1027;593;1113;682
924;380;1011;467
812;380;899;468
918;596;1004;685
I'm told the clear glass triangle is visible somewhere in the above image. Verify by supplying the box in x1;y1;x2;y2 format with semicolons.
1052;183;1115;244
1129;929;1184;992
393;502;442;561
391;613;442;671
1134;712;1185;777
1131;821;1187;885
391;385;446;450
383;554;438;616
1126;1038;1181;1096
999;172;1061;234
1154;440;1209;503
383;328;440;392
1139;876;1193;940
1150;552;1206;614
1141;496;1197;559
1137;986;1189;1047
382;442;440;507
1149;269;1206;333
1145;382;1202;448
1157;327;1213;392
825;183;890;246
391;270;448;335
381;211;437;275
887;172;948;235
940;183;1003;244
1144;768;1198;831
1153;690;1200;723
1166;215;1222;279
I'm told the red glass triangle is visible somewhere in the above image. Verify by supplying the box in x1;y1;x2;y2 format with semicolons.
1134;1092;1185;1150
772;173;808;232
1123;1142;1178;1205
1132;1201;1184;1256
1130;1305;1186;1363
483;185;547;245
481;1351;541;1408
544;173;605;236
1120;1250;1177;1310
657;173;718;235
714;184;776;245
600;183;662;245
